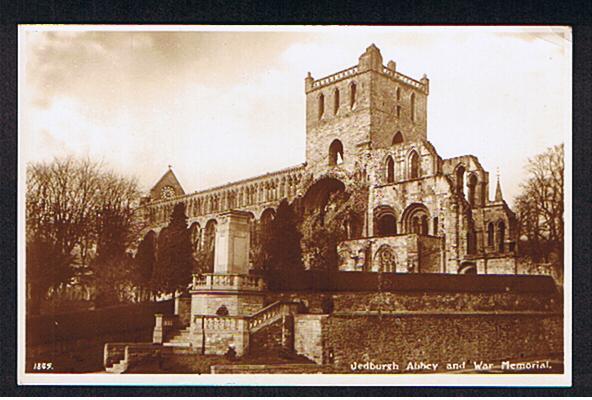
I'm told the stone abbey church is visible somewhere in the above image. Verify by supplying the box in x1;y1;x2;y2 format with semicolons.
141;44;517;277
101;45;561;372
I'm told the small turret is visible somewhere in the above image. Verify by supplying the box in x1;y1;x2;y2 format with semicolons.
494;171;504;203
358;43;383;72
420;73;430;95
304;71;314;91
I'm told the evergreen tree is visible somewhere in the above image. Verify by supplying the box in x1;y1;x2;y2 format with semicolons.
134;232;157;301
152;203;193;294
264;200;304;272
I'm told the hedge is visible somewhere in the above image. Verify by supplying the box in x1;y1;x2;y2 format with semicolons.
26;300;173;346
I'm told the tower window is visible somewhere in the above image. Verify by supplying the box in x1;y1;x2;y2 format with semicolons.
498;221;506;252
410;92;416;122
396;105;401;119
386;156;394;184
396;87;401;101
392;131;403;145
329;139;344;166
433;217;438;235
350;82;357;108
334;88;340;115
318;93;325;118
409;151;420;179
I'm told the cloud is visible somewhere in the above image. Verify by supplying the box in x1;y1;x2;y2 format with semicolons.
20;28;570;205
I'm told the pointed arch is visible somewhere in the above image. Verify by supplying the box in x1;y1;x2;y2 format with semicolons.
385;156;395;184
349;81;357;108
392;131;404;145
497;220;506;252
375;244;397;272
333;88;340;114
409;150;420;179
487;222;495;247
318;93;325;118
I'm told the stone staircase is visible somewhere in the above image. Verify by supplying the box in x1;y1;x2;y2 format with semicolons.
164;326;193;346
104;343;161;374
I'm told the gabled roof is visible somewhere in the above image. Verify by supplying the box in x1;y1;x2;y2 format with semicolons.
150;167;185;196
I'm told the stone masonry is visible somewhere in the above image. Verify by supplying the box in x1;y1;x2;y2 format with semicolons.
140;44;518;277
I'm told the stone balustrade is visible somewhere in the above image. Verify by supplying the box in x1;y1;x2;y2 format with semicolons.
382;67;427;92
191;273;266;292
311;65;359;89
192;301;299;333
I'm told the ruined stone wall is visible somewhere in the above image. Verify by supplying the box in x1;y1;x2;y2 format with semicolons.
322;313;562;371
370;72;427;148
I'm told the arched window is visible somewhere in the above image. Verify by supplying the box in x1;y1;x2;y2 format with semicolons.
433;217;439;236
375;245;397;272
333;88;340;114
350;82;357;108
455;165;466;196
410;92;416;122
374;206;397;236
402;203;430;235
318;93;324;118
409;151;420;179
329;139;344;166
377;214;397;236
392;131;403;145
386;156;394;184
498;221;506;252
487;222;494;247
467;174;478;207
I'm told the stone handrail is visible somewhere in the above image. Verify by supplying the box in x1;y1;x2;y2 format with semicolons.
312;65;359;89
192;301;299;333
191;273;266;292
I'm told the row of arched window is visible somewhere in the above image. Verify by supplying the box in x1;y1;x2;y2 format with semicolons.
147;171;303;224
384;149;420;183
373;204;435;237
318;82;357;119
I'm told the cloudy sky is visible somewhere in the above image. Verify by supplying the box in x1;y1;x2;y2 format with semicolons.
19;26;571;205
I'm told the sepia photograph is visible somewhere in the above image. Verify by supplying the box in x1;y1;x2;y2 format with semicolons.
18;25;571;386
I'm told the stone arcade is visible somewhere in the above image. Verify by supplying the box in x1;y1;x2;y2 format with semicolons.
103;45;562;373
142;44;517;277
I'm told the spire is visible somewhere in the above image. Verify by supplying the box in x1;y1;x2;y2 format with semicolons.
495;168;504;202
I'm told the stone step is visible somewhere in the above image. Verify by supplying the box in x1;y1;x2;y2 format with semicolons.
106;360;128;374
163;347;203;355
163;341;192;347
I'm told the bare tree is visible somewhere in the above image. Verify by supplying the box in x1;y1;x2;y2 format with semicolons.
515;144;564;278
26;157;143;312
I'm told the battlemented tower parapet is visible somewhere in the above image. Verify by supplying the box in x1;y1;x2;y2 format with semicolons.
304;44;430;179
